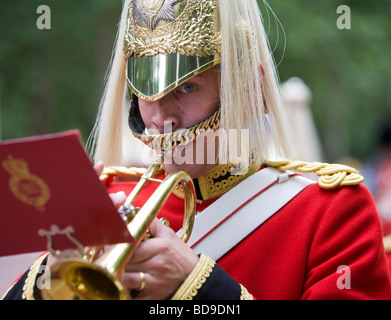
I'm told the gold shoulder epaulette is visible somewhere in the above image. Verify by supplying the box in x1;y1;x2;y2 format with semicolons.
100;166;163;183
265;160;364;189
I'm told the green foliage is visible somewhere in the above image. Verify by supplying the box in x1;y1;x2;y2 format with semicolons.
259;0;391;161
1;1;390;162
0;0;121;142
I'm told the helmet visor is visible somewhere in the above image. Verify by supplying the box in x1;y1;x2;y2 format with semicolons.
127;53;220;102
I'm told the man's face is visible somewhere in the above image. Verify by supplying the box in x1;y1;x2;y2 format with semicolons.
137;66;221;177
138;66;220;135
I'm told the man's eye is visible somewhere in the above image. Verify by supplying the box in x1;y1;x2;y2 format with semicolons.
179;83;196;93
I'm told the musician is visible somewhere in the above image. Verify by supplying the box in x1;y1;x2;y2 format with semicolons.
3;0;391;300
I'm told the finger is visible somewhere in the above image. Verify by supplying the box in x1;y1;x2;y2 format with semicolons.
93;160;104;176
121;271;147;291
124;220;175;266
149;218;175;239
125;218;184;266
46;253;58;268
126;237;163;266
109;191;127;207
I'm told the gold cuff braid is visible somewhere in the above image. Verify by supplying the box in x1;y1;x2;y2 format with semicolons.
22;253;49;300
240;284;253;300
171;253;215;300
1;253;49;300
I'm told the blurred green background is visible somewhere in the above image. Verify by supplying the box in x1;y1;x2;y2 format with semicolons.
0;0;390;164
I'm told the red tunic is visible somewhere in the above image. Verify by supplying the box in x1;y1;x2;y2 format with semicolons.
107;171;391;300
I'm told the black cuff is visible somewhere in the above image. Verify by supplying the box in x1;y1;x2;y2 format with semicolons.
171;254;247;300
193;262;242;300
2;255;48;300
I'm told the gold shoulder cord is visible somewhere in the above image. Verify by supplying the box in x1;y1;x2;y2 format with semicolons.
265;160;364;189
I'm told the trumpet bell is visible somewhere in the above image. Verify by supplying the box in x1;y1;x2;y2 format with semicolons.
41;259;130;300
41;159;196;300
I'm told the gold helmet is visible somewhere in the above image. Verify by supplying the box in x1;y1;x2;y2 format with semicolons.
125;0;221;102
90;0;293;166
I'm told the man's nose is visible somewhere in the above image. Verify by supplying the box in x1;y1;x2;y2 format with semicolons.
151;97;181;134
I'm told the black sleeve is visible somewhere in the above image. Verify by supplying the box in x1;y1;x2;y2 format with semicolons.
193;262;242;300
2;255;48;300
2;270;29;300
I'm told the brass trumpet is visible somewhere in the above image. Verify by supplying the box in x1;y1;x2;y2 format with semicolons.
41;155;196;300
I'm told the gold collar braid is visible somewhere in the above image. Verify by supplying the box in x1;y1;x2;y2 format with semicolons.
174;161;261;203
132;109;221;151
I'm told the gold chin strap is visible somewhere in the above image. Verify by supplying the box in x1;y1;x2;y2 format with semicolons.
132;109;221;151
265;160;364;189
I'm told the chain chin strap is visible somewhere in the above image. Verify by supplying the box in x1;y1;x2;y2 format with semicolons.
131;109;221;152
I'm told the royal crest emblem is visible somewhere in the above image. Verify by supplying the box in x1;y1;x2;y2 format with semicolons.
125;0;220;58
2;155;51;211
132;0;183;30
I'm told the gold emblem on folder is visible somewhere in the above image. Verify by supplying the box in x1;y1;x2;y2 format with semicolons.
2;155;51;211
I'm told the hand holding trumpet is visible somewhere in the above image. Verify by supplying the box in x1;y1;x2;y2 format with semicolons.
45;160;198;300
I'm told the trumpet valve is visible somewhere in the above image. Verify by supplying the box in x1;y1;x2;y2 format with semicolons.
118;204;139;224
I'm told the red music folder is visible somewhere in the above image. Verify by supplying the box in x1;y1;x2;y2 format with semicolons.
0;130;134;257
